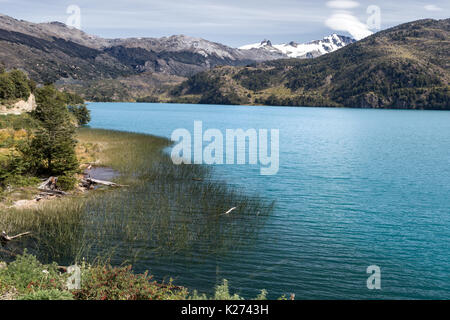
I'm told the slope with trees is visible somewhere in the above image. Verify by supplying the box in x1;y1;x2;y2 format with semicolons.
0;76;88;191
169;19;450;109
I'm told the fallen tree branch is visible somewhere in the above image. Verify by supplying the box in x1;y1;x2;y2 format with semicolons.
0;247;17;256
84;178;128;187
39;177;57;190
1;231;31;242
221;207;237;216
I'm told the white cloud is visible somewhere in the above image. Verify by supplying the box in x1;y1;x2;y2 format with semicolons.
326;1;360;9
325;12;373;40
424;4;443;12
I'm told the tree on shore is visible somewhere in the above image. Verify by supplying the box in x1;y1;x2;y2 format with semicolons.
22;85;79;175
68;104;91;126
0;69;34;101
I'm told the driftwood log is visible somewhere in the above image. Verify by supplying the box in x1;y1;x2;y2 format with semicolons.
1;231;31;244
0;248;18;257
221;207;237;216
38;177;57;190
82;178;127;188
38;177;68;195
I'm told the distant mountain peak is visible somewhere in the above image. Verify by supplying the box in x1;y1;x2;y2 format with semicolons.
239;34;356;59
48;21;67;26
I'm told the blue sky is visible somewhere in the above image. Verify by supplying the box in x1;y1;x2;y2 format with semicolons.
0;0;448;46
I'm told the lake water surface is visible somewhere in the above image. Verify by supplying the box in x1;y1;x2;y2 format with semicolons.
87;102;450;299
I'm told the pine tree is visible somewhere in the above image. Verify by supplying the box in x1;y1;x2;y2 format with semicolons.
0;73;15;100
68;104;91;126
24;85;79;175
9;69;31;100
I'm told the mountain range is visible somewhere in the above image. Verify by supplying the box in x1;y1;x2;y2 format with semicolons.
0;14;448;109
0;13;352;86
239;34;355;58
168;18;449;109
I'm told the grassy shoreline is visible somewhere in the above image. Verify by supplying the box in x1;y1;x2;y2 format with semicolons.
0;127;276;300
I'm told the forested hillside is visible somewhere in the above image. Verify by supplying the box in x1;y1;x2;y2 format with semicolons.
168;19;449;109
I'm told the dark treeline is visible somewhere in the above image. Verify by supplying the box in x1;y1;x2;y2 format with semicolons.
0;67;36;102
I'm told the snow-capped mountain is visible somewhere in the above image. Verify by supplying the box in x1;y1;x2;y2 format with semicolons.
240;34;356;58
109;34;285;62
0;13;354;82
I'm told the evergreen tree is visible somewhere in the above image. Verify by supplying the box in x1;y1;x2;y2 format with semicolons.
9;69;31;100
68;104;91;126
0;73;15;100
24;85;79;175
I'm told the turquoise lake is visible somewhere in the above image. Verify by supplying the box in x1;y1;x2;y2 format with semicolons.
87;102;450;299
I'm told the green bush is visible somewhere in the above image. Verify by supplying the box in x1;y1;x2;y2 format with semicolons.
56;175;78;191
0;69;32;102
0;254;277;300
68;104;91;126
212;280;243;300
191;280;267;300
73;264;188;300
0;152;40;188
0;114;38;130
0;251;67;294
9;70;32;100
0;73;15;100
18;289;74;300
0;174;41;188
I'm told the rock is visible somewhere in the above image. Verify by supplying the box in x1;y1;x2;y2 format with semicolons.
0;94;36;115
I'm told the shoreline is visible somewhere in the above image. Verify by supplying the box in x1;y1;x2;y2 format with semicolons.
0;127;274;299
1;128;164;209
87;100;450;112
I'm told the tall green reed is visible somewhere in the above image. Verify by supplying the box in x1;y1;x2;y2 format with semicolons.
0;128;274;266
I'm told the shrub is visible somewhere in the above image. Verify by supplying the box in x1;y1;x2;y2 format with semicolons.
73;265;188;300
0;152;40;188
68;104;91;126
213;279;243;300
0;252;67;294
0;114;38;130
0;70;32;102
56;175;77;191
18;289;74;300
9;69;31;100
0;73;15;101
1;174;41;188
190;280;268;300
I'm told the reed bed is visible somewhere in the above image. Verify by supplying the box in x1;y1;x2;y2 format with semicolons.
0;128;274;267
